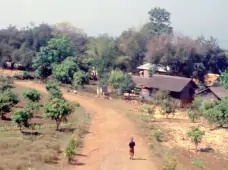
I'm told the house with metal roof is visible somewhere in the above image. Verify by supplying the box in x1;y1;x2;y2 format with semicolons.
195;85;228;101
132;74;197;107
136;63;171;77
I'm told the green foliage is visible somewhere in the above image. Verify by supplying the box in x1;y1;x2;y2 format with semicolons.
119;74;136;94
52;57;79;84
152;128;162;142
12;109;30;131
26;102;40;118
4;90;18;105
191;97;202;111
187;109;200;123
161;99;175;118
72;70;89;89
202;98;228;128
0;90;18;119
46;82;63;99
154;90;169;102
191;160;205;170
148;7;173;36
64;137;77;163
187;127;205;151
108;70;125;90
219;70;228;89
43;98;74;130
0;94;12;119
23;89;41;102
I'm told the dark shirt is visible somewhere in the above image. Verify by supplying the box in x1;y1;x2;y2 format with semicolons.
129;141;135;148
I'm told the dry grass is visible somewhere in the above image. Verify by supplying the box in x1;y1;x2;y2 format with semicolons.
0;84;91;170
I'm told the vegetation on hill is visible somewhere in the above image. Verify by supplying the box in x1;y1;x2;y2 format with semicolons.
0;7;227;86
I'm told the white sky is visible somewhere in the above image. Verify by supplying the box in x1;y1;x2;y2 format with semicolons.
0;0;228;48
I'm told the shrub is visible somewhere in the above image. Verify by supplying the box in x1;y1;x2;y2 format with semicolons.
12;109;30;132
152;128;162;142
64;137;77;163
43;98;74;131
161;100;175;118
46;82;63;99
187;109;200;123
23;89;41;102
187;127;205;151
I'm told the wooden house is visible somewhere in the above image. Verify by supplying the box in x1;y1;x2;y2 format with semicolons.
132;74;197;107
136;63;170;78
195;86;228;101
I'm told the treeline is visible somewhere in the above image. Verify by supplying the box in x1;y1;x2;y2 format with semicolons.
0;7;228;83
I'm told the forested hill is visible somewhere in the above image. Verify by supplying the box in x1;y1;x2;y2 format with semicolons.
0;7;227;83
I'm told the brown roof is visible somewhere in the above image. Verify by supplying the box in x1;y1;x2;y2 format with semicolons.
209;86;228;99
132;75;196;92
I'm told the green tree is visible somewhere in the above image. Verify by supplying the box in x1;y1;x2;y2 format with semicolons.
187;109;200;123
64;137;77;163
23;89;41;102
33;36;74;79
147;7;173;36
187;127;205;151
161;99;175;118
85;35;119;77
43;98;73;131
26;102;40;119
0;94;12;119
52;57;79;84
108;70;125;90
0;90;18;119
202;98;228;129
45;82;63;99
72;70;89;89
119;74;136;95
12;109;30;132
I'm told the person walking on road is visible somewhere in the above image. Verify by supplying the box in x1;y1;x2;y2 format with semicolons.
129;137;135;160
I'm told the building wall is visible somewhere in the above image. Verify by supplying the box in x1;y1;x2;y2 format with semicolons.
180;82;196;100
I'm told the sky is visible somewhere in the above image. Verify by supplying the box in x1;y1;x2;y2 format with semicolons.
0;0;228;48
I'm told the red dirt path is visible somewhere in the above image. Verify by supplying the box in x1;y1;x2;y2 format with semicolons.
14;81;159;170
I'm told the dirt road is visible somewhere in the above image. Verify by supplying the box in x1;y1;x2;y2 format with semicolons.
14;81;159;170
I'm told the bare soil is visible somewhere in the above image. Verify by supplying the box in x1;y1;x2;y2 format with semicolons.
14;81;160;170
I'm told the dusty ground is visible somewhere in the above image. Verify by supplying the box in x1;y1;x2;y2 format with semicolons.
0;68;23;77
14;81;160;170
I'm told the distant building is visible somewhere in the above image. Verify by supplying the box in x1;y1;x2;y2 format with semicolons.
195;86;228;101
136;63;171;78
132;74;197;107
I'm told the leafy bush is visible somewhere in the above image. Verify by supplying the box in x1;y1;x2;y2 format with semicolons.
161;99;175;118
45;82;63;99
72;70;89;89
64;137;77;163
187;109;200;123
108;70;125;90
152;128;162;142
43;98;74;131
23;89;41;102
26;102;40;119
12;109;30;132
187;127;205;151
0;90;18;119
118;74;136;95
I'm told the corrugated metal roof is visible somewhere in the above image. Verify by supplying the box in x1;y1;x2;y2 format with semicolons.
137;63;170;72
209;86;228;99
132;75;196;92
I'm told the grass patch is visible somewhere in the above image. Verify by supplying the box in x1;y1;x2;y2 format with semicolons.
0;84;91;170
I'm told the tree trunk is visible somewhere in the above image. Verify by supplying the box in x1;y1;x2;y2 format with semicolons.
56;119;60;131
195;142;198;151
